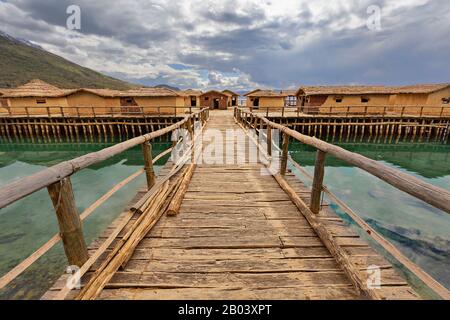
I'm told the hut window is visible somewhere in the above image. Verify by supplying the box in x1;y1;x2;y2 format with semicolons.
442;98;450;104
36;99;47;104
191;97;197;107
205;97;209;101
361;97;370;103
285;96;297;106
334;96;343;103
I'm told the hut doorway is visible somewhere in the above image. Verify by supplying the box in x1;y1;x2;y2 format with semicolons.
253;98;260;108
190;97;197;107
213;99;220;109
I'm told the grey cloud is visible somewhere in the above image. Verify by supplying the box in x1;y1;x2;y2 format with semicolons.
1;0;449;90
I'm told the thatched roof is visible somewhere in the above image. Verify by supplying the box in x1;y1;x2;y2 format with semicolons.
1;79;181;98
119;87;181;97
180;89;203;97
296;84;450;96
200;90;229;97
244;89;296;98
1;79;76;98
222;89;240;97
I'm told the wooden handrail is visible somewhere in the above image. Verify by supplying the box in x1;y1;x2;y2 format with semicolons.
236;108;450;215
0;108;208;210
235;107;450;299
0;108;209;290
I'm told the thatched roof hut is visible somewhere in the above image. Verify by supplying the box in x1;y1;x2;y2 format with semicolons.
296;84;450;97
244;89;297;108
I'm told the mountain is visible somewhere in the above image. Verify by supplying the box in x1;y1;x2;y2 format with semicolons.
154;84;181;91
0;32;138;90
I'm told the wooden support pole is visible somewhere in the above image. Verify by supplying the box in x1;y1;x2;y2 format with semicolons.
310;150;326;214
267;126;272;156
280;133;289;176
142;142;156;190
47;178;88;267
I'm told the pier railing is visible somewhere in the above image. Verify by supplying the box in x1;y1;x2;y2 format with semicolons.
235;106;450;299
245;105;450;118
0;108;209;291
0;105;203;117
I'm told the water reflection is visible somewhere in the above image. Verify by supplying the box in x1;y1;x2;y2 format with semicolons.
290;141;450;291
0;143;170;299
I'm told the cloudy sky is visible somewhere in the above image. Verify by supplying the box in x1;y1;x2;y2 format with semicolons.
0;0;449;90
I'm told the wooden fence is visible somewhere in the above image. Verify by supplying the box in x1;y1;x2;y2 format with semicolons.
0;108;209;291
235;107;450;299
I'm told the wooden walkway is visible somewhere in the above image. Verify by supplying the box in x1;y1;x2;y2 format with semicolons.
43;110;419;300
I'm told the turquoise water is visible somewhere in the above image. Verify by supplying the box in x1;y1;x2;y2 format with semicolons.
0;143;171;299
0;140;449;299
289;142;450;295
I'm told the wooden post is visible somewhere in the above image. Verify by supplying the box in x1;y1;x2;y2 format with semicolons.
142;141;156;190
267;126;272;156
280;133;289;175
47;178;88;267
310;150;326;214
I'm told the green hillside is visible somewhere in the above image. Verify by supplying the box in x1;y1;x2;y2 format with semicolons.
0;34;138;90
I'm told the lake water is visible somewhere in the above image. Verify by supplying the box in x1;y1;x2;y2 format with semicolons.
0;140;449;299
0;142;171;299
289;141;450;297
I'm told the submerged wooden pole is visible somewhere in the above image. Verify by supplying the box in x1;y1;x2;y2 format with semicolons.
47;178;88;267
142;141;156;190
310;150;326;214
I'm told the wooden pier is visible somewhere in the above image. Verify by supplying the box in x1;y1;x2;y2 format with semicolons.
0;108;449;300
1;106;449;144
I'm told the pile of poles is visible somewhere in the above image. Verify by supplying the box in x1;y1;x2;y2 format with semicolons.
76;162;195;300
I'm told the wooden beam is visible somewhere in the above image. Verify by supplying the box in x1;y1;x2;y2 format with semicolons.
47;178;88;267
167;164;196;216
310;150;326;214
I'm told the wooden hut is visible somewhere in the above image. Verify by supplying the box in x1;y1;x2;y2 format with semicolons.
296;84;450;115
0;79;187;115
65;89;122;115
180;89;202;107
199;90;230;110
0;79;74;115
244;89;296;109
117;87;186;114
222;90;239;107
